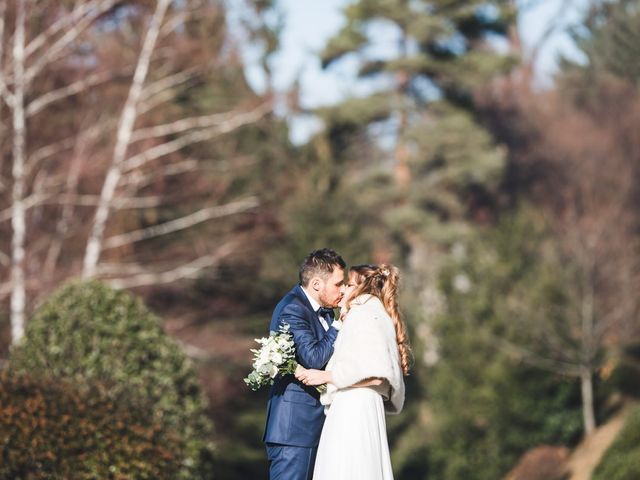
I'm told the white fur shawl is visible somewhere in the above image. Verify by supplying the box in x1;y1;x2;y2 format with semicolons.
321;294;405;414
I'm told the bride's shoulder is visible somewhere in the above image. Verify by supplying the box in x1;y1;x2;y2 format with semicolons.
349;293;378;307
346;294;386;319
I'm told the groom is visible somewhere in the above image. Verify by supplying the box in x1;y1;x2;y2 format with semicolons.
263;248;346;480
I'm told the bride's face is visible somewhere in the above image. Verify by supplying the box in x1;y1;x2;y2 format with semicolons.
338;272;358;309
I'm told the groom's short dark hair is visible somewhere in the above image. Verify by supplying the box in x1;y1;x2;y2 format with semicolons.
299;248;346;286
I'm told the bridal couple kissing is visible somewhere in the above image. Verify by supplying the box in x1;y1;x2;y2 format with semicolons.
263;248;411;480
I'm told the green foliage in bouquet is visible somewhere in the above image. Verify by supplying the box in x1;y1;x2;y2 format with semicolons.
593;406;640;480
0;371;182;479
10;280;215;480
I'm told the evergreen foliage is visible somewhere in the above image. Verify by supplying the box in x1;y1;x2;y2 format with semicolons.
306;3;520;475
564;0;640;84
10;281;215;480
0;371;182;479
427;209;583;479
316;0;514;245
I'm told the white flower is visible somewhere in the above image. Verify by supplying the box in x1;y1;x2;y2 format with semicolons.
244;326;299;391
270;352;283;365
257;361;274;376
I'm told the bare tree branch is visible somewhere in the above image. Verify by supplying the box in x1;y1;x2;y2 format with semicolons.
0;249;9;267
24;0;120;83
26;70;115;117
96;262;149;276
119;158;200;189
103;197;259;250
160;10;194;37
105;242;236;289
27;137;78;170
0;194;51;224
0;193;166;223
25;0;118;58
27;118;114;173
43;126;94;280
140;66;201;102
138;87;179;116
490;333;583;377
0;1;5;71
123;102;272;172
46;194;164;209
83;0;172;278
130;102;271;143
175;338;217;361
0;1;15;109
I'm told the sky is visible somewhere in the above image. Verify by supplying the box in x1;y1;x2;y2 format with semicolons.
239;0;591;143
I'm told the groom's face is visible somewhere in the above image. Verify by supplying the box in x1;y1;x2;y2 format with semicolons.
317;267;345;308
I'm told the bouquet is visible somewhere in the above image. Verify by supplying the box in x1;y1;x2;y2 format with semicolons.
244;323;325;393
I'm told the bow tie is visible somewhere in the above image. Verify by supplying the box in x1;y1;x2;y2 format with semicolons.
316;307;334;318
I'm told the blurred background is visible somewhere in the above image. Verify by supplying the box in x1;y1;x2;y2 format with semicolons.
1;0;640;478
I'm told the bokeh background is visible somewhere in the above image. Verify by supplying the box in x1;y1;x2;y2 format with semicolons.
1;0;640;478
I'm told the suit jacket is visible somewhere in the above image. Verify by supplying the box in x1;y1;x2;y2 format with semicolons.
263;284;339;447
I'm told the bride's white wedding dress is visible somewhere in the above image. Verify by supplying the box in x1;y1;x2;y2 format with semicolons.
313;294;405;480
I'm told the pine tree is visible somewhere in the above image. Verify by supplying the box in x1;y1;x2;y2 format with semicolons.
563;0;640;85
308;2;520;475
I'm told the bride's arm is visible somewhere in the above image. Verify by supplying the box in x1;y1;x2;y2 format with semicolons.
352;377;384;387
295;366;382;388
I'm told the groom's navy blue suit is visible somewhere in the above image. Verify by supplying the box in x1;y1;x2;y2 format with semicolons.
263;284;339;480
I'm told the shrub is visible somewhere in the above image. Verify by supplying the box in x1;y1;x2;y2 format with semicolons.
0;371;182;479
10;280;215;479
593;406;640;480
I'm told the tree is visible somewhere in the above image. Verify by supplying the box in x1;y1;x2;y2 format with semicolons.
426;209;584;479
482;5;640;431
562;0;640;85
0;371;183;479
311;0;517;345
0;1;274;345
10;280;215;479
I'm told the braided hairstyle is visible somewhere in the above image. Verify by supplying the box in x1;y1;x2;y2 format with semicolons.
344;264;411;376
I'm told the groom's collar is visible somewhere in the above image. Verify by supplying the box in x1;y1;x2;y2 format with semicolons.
300;285;321;312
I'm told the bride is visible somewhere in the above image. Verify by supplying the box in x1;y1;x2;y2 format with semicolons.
295;264;411;480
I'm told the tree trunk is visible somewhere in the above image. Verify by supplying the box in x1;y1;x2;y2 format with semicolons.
580;365;596;435
580;249;597;435
10;0;27;344
82;0;171;278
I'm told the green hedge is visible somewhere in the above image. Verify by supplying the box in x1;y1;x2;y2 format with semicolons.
593;406;640;480
10;280;215;479
0;371;182;479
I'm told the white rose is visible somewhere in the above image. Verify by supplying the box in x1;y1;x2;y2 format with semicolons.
257;362;273;375
256;350;270;367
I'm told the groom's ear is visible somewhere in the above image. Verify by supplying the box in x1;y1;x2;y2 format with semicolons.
310;277;322;292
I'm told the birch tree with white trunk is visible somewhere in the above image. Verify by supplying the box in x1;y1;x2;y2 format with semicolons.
0;0;274;345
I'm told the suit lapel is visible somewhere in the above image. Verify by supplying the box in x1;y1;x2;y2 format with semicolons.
293;284;325;339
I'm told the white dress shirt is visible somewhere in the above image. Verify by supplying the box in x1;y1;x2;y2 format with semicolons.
301;286;330;331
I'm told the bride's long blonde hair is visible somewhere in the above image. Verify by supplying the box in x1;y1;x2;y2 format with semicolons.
343;264;411;376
